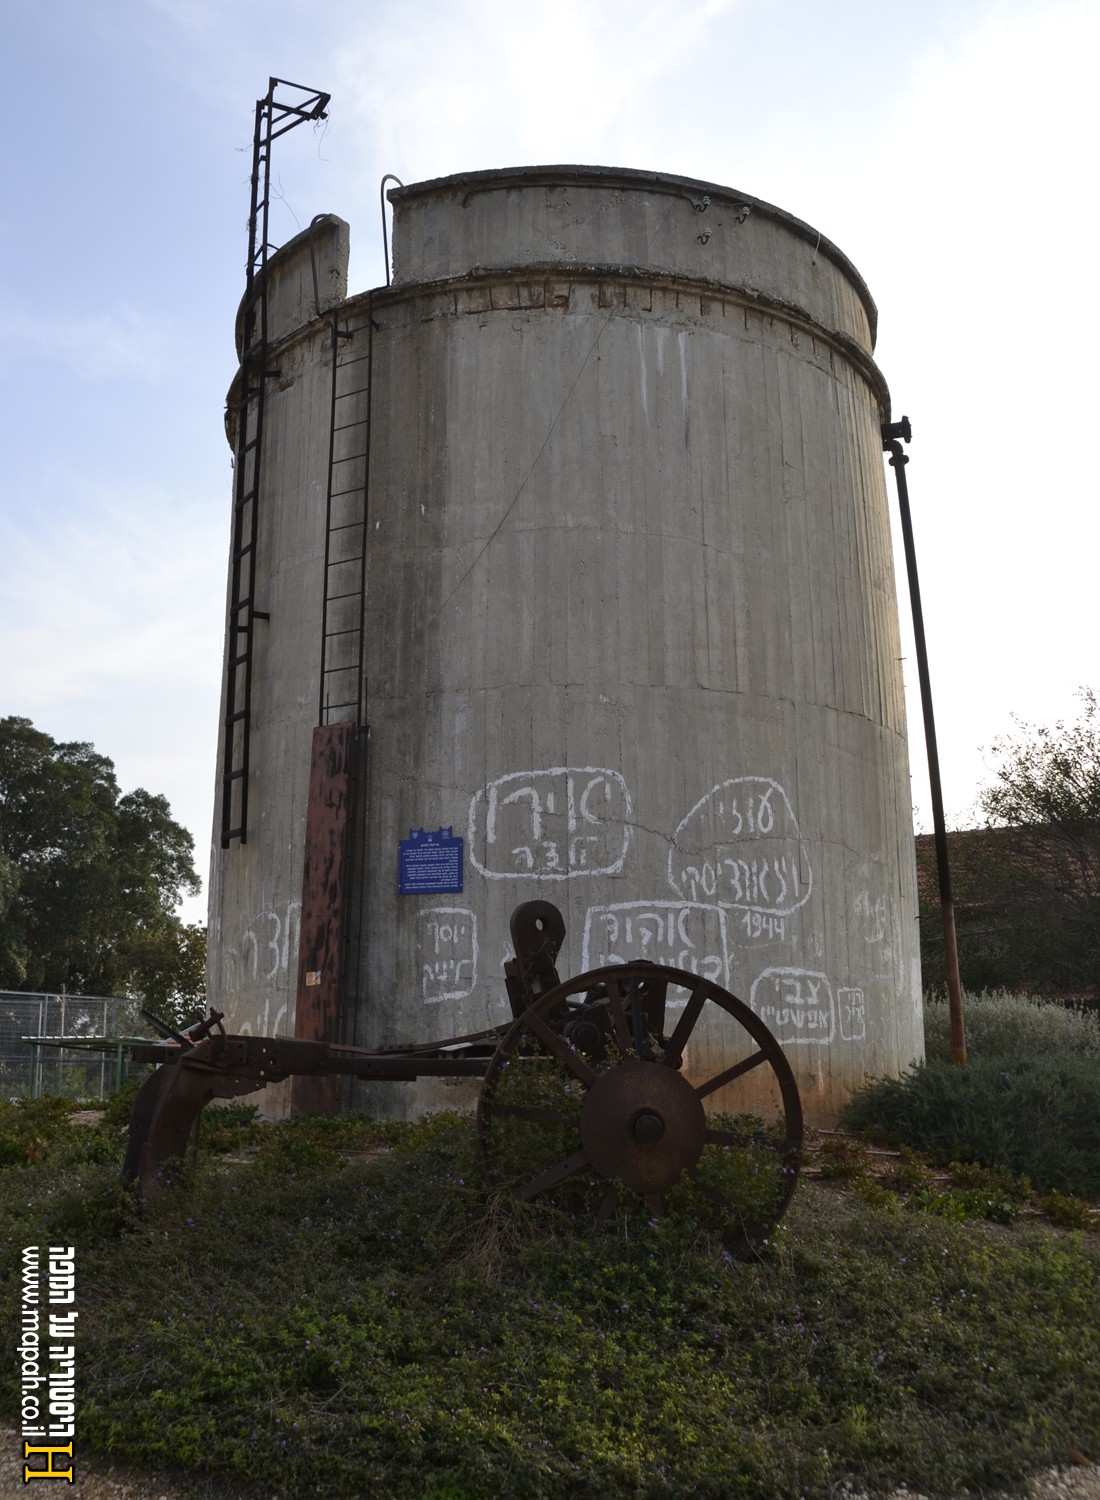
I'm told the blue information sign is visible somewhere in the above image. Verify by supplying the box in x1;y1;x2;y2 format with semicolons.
398;826;464;895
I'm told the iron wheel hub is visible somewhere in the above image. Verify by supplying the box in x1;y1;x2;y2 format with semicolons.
579;1059;706;1193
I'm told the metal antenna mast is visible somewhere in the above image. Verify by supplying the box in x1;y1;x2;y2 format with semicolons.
221;78;330;848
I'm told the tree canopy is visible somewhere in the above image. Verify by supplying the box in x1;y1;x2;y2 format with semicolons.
982;688;1100;830
979;689;1100;996
915;692;1100;1000
0;716;205;1012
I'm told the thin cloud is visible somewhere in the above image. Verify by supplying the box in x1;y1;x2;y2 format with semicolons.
0;301;173;380
329;0;743;179
0;480;227;908
0;485;225;707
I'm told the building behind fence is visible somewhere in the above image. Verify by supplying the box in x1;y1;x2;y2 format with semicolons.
0;992;155;1100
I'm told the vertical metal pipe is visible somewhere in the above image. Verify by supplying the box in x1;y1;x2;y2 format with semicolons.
882;418;967;1064
379;175;405;287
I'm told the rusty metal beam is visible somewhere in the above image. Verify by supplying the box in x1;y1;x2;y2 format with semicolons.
292;722;356;1114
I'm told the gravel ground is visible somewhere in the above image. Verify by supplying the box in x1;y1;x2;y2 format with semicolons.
3;1422;1098;1500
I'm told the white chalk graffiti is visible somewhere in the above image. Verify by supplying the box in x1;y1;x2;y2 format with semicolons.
854;891;887;944
416;907;478;1004
231;899;301;1043
241;900;301;983
581;901;730;989
235;996;289;1040
749;967;835;1045
668;776;812;916
738;909;787;943
837;987;867;1042
468;767;631;879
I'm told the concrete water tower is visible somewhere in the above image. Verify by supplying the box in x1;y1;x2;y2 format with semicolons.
208;127;922;1126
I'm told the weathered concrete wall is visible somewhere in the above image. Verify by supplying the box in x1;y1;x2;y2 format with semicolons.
208;170;922;1126
390;167;876;356
232;214;350;355
207;217;350;1115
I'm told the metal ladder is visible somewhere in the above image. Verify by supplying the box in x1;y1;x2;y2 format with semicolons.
220;78;330;848
318;297;373;729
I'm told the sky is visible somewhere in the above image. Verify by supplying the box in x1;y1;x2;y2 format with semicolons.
1;0;1097;923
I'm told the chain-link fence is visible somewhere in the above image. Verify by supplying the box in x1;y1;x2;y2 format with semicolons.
0;992;156;1100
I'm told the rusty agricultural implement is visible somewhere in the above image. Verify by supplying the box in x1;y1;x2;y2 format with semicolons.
124;901;803;1245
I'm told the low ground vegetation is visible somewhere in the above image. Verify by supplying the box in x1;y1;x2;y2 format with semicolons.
922;991;1100;1063
846;991;1100;1202
2;991;1099;1500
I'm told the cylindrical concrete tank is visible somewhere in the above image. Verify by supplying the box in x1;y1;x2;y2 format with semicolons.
209;166;922;1127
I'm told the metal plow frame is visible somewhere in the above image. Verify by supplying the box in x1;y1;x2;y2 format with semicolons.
123;903;803;1243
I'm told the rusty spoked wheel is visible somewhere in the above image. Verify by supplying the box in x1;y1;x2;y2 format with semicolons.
476;962;803;1249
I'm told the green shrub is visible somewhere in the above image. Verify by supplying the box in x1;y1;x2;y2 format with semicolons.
945;1159;1032;1199
99;1072;149;1130
905;1186;1022;1225
923;990;1100;1063
1039;1190;1096;1231
842;1055;1100;1197
197;1100;261;1155
0;1094;81;1167
813;1136;874;1181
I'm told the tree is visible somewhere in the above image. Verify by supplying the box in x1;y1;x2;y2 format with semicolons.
978;689;1100;997
118;921;207;1026
0;717;204;1014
